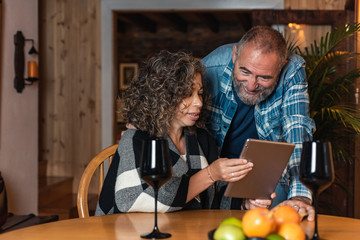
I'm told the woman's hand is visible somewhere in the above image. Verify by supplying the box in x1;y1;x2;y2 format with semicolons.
209;158;253;182
243;193;277;210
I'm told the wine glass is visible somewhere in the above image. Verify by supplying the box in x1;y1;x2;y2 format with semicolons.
140;138;172;239
300;141;335;240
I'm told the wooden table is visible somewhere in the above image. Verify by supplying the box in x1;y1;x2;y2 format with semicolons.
1;210;359;239
0;213;58;233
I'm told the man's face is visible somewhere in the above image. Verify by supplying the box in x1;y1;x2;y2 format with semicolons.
232;43;281;105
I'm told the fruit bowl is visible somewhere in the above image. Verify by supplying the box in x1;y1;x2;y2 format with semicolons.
208;228;310;240
208;228;277;240
207;229;216;240
210;206;310;240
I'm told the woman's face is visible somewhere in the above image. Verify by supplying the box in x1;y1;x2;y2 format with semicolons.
173;73;203;129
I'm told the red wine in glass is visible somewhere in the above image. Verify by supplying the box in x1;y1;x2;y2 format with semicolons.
140;138;172;239
300;141;335;240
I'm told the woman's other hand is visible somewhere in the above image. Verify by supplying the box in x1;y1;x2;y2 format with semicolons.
243;193;277;210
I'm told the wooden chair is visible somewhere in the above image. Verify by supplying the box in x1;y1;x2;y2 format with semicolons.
77;144;118;218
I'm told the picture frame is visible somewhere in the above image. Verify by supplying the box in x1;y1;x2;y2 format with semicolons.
119;63;138;89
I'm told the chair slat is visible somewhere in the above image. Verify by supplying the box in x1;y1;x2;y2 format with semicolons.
99;163;104;197
77;144;118;218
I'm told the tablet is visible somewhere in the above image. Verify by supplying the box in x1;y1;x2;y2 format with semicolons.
224;139;295;199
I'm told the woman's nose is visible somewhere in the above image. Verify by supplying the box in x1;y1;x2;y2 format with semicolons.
193;95;203;108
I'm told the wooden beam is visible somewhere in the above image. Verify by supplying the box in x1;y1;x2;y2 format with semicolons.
118;14;157;33
252;10;351;27
236;12;252;32
161;13;188;33
196;13;219;33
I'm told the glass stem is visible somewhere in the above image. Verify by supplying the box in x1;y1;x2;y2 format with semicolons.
313;192;319;240
153;189;159;232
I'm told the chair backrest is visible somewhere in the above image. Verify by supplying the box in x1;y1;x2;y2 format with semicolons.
77;144;118;218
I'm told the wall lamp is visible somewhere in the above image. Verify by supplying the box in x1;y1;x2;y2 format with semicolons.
14;31;38;93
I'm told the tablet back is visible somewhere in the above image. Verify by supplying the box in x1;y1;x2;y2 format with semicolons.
224;139;295;199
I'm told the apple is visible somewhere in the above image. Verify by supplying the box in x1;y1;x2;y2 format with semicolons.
267;234;285;240
219;217;243;229
213;224;246;240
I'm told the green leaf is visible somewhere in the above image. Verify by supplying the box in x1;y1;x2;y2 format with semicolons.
288;22;360;165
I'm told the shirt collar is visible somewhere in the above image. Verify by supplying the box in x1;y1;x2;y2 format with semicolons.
221;58;236;101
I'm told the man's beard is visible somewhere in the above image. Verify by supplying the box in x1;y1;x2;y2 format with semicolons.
233;75;278;106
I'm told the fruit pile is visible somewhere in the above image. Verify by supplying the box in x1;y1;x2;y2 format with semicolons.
213;206;306;240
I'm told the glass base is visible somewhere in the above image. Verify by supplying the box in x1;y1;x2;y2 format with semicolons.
141;229;171;239
311;232;319;240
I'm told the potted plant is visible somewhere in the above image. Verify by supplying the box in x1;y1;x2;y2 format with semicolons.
289;23;360;216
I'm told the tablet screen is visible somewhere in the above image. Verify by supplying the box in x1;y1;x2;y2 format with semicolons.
224;139;295;199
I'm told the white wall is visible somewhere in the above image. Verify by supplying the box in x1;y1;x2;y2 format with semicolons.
0;0;38;214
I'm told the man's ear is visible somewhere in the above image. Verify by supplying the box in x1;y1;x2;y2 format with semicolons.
283;59;288;67
232;45;238;64
280;59;288;70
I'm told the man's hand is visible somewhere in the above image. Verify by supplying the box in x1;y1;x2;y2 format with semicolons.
279;196;315;221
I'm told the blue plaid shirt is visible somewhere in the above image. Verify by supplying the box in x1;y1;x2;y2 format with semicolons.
202;44;316;200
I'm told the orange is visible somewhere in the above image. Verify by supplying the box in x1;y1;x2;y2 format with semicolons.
272;205;301;226
277;222;306;240
242;208;275;237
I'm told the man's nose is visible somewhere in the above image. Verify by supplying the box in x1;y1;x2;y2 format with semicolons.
246;77;259;91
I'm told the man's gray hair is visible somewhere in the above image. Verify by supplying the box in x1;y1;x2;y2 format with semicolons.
236;26;288;70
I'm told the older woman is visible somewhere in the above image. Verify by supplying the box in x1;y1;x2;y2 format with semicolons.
95;51;268;215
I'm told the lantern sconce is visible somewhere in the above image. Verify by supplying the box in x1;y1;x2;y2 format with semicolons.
14;31;39;93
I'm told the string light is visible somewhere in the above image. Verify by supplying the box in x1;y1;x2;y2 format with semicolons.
288;23;302;32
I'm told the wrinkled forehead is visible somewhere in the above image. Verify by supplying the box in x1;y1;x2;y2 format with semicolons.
239;41;285;69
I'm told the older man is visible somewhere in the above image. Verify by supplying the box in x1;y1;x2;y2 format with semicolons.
203;26;315;220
